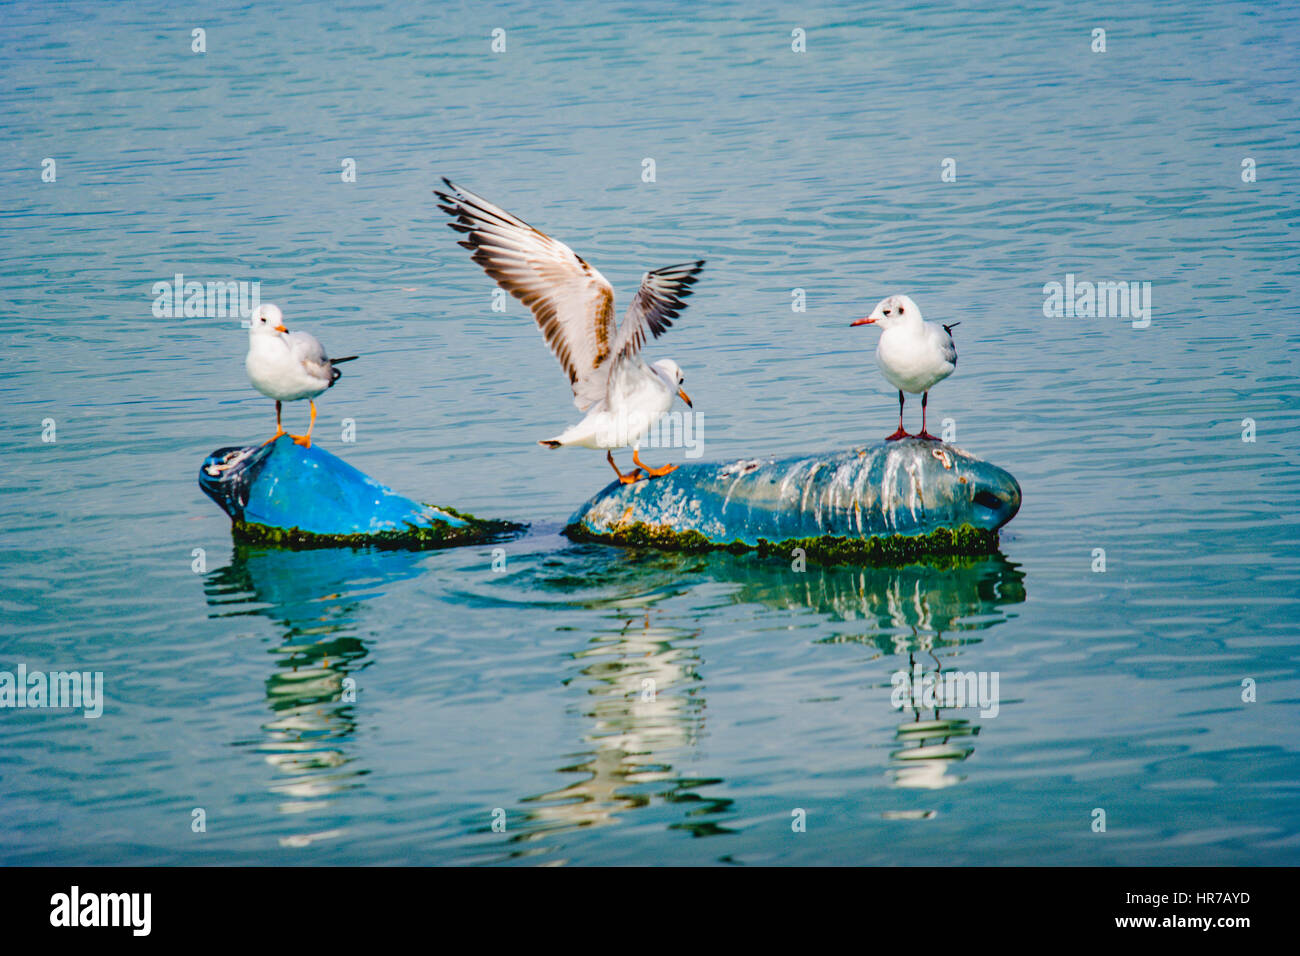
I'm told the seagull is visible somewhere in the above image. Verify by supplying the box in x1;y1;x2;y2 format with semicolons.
245;303;357;448
850;294;957;441
435;178;704;484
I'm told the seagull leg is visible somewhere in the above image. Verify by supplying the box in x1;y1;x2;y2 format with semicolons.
916;392;939;441
261;401;288;445
291;401;316;448
885;390;910;441
633;449;679;479
608;450;643;484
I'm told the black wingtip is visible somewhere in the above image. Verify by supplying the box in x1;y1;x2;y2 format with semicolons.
656;260;707;278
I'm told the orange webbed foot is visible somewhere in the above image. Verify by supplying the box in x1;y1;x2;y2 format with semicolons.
632;450;678;478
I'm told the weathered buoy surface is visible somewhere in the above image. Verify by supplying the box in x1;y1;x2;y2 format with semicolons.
199;437;523;549
565;439;1021;564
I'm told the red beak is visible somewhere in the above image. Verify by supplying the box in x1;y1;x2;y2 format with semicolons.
849;317;876;327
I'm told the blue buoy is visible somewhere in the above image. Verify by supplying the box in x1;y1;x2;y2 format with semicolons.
199;437;523;549
565;439;1021;563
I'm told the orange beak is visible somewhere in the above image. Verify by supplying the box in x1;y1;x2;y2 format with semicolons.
849;317;876;327
273;324;288;333
678;387;693;408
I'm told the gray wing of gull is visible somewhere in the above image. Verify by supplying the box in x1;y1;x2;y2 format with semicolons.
286;330;332;382
608;260;706;369
929;322;958;368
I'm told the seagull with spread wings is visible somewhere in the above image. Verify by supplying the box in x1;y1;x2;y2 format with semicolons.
435;179;705;484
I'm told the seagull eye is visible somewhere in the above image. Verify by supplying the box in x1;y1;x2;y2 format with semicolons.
898;306;905;314
883;309;891;316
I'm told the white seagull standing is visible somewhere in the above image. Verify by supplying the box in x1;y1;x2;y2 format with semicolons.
245;303;357;448
435;178;704;484
850;294;957;441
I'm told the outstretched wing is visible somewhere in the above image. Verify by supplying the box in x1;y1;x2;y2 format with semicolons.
435;178;616;410
608;260;706;368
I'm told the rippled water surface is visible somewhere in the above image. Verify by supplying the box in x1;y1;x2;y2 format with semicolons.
2;1;1299;865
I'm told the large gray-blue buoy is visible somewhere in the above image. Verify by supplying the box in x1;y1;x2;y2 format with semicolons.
565;439;1021;564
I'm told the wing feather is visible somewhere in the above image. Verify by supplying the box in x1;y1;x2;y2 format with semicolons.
286;330;332;382
436;179;615;410
609;260;706;367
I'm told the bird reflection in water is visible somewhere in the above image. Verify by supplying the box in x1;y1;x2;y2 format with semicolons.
505;605;732;861
204;544;426;847
889;648;979;793
709;552;1023;795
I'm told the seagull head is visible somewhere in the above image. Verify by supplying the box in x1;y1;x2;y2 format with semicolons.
851;294;921;330
651;359;693;408
249;303;287;336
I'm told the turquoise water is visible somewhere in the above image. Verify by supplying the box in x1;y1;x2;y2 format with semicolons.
2;0;1299;865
